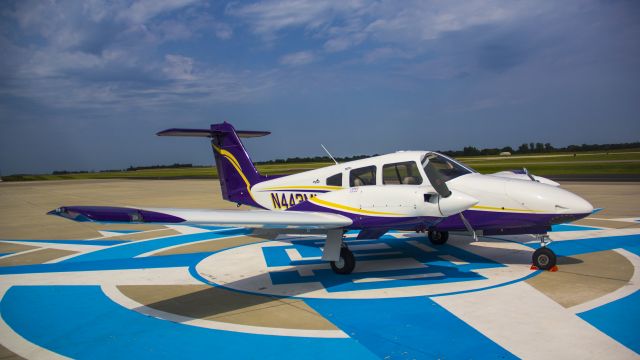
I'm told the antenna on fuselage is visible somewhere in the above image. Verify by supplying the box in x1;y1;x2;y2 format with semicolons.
321;144;339;165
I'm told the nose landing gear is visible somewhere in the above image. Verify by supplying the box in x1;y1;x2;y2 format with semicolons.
532;234;557;271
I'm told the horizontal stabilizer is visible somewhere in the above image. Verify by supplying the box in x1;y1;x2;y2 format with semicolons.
157;128;270;138
48;206;351;230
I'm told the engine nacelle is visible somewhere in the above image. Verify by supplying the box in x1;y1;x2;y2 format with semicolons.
314;186;477;219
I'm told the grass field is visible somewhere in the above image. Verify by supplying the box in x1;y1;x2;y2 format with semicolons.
3;150;639;181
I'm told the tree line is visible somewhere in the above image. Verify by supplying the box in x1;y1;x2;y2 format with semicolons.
440;141;640;157
46;141;639;175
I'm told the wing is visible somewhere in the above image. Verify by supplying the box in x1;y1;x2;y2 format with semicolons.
47;206;351;229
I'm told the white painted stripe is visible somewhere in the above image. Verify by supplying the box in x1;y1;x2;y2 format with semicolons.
98;231;123;237
350;243;390;250
355;251;402;257
1;267;202;286
407;240;436;252
438;255;468;265
285;248;321;261
353;272;443;283
433;282;639;359
0;286;69;360
589;217;640;223
0;247;43;260
88;227;169;240
101;285;348;339
0;240;106;253
569;248;640;314
549;228;640;242
166;225;212;235
135;230;245;258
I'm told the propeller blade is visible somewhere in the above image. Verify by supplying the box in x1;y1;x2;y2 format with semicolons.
423;155;452;198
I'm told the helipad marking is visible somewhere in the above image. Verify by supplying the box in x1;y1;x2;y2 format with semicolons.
1;286;378;359
101;285;349;338
433;282;639;359
194;236;534;299
570;248;640;314
0;286;68;360
353;272;444;283
407;240;436;252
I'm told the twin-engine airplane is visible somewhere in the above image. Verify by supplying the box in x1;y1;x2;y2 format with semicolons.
49;122;594;274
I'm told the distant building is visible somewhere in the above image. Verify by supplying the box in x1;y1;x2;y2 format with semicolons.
499;152;512;156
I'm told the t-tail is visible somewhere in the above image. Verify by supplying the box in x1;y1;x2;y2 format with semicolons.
157;122;269;208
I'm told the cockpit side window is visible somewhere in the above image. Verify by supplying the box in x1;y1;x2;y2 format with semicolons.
326;173;342;187
383;161;423;185
422;153;472;182
350;166;376;186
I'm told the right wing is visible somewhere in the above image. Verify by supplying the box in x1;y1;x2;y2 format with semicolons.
48;206;352;230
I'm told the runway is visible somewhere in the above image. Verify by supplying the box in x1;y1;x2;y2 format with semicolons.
0;180;638;359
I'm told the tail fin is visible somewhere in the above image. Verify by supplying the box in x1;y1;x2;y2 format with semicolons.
157;122;269;208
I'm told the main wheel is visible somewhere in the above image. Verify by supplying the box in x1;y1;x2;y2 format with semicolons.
428;230;449;245
330;247;355;275
532;247;557;270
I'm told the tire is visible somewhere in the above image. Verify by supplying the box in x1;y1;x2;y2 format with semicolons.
330;247;356;275
532;247;557;270
428;230;449;245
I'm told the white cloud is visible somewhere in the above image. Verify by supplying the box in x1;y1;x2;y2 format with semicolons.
163;54;196;81
118;0;202;25
279;51;316;66
230;0;539;53
227;0;365;37
215;23;233;40
363;47;411;64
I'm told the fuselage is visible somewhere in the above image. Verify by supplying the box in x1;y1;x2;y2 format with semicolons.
250;151;593;235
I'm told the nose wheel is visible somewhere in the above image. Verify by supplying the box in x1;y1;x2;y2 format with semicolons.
428;230;449;245
330;246;355;275
532;234;557;270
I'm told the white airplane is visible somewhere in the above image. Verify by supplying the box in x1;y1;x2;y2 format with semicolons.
49;122;594;274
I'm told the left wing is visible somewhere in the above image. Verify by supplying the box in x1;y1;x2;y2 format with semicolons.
48;206;352;229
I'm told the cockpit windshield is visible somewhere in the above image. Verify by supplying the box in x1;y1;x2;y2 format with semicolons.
421;152;474;182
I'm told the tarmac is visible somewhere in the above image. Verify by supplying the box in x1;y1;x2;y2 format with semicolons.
0;179;638;359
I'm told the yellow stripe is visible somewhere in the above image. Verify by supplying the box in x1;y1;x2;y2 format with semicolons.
310;197;403;216
262;185;343;191
470;205;546;213
213;145;241;170
212;144;257;203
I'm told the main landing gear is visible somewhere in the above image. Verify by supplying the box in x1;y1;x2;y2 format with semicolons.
428;230;449;245
330;245;355;275
532;234;557;270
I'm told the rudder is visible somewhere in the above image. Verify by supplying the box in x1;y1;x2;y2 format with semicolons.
157;122;269;208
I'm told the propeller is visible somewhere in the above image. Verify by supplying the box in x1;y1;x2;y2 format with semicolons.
423;154;478;217
423;154;452;198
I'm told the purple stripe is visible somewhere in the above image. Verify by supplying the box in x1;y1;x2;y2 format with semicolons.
435;209;591;232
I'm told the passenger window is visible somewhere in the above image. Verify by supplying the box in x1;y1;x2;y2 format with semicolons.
383;161;423;185
350;166;376;186
326;173;342;187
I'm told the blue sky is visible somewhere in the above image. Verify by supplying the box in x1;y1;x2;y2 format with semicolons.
1;0;639;174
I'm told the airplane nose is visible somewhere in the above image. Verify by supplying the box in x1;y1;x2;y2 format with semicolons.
557;192;594;215
505;181;593;215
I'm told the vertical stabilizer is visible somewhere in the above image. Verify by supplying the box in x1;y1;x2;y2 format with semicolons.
157;122;270;208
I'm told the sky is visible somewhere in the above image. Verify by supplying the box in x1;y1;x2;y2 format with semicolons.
1;0;639;174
